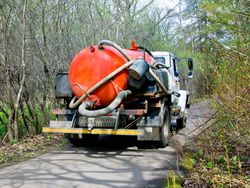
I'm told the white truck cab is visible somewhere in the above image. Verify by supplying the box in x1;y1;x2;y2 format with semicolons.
152;51;193;129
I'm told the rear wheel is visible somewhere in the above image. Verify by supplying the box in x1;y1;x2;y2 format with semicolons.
68;134;99;147
68;138;82;147
158;105;171;148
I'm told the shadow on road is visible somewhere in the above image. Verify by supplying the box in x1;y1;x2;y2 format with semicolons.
0;134;177;188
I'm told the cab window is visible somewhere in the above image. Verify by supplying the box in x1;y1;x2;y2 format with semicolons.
154;57;170;67
154;57;165;63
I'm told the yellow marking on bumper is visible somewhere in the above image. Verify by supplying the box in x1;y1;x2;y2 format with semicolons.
42;127;142;135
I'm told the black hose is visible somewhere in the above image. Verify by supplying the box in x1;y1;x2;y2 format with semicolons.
153;62;169;69
138;46;155;59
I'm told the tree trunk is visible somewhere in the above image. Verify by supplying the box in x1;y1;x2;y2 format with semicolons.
1;8;14;141
12;0;27;140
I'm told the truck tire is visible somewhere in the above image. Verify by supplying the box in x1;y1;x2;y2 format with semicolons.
158;107;171;148
68;138;83;147
68;135;99;147
176;116;187;129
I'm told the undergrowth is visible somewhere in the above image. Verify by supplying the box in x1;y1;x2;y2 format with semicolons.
184;122;249;187
0;104;56;143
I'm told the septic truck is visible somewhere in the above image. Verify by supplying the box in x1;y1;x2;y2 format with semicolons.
42;40;193;147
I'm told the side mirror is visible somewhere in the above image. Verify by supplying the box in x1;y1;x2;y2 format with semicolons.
187;58;193;79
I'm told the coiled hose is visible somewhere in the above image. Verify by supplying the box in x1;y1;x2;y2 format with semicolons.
78;90;131;117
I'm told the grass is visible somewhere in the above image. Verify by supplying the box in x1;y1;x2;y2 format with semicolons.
180;154;196;171
165;172;183;188
0;105;8;141
0;103;57;142
164;154;196;188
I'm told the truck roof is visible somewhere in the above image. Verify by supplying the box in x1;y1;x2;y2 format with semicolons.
152;51;173;57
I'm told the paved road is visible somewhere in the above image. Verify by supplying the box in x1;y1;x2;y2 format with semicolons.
0;102;212;188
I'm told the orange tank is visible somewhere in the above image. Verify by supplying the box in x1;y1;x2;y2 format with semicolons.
68;44;154;107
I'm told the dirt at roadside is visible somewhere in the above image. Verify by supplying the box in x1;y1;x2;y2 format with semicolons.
0;134;67;168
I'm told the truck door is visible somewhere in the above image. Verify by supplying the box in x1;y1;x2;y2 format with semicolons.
170;56;180;91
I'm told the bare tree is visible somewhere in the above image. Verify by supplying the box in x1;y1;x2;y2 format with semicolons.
12;0;27;140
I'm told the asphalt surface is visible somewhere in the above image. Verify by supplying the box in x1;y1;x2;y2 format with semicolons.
0;102;213;188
